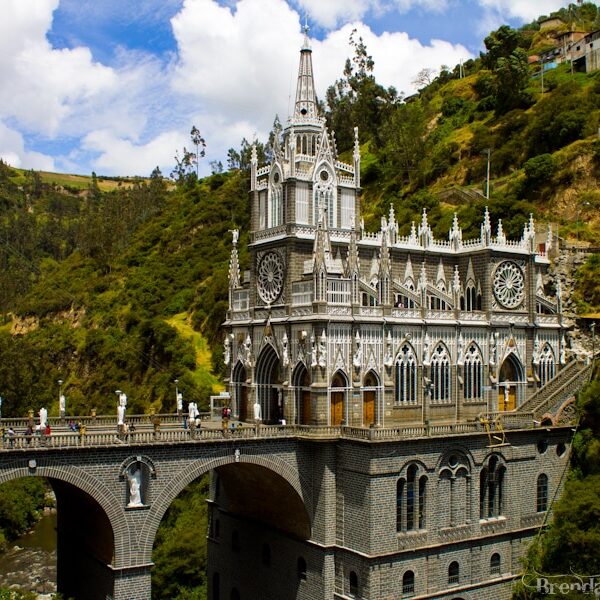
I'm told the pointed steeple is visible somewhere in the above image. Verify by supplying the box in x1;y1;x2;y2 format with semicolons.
496;218;506;245
419;208;433;248
404;255;415;289
293;23;318;120
449;213;462;250
481;206;491;246
228;229;240;288
436;259;447;291
466;258;475;285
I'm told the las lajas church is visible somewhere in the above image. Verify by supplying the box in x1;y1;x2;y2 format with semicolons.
213;25;582;600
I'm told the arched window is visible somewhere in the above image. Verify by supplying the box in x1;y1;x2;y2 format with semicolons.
480;455;505;518
398;464;427;532
418;476;427;529
448;561;460;585
490;553;501;576
349;571;359;597
431;344;451;403
539;345;556;387
395;344;417;405
537;473;548;512
402;570;415;595
396;478;404;532
464;284;477;311
464;344;483;401
297;557;307;580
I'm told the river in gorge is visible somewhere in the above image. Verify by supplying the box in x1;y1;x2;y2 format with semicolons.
0;509;57;597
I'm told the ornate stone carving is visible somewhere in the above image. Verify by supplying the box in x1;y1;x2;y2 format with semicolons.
492;260;525;309
257;251;284;304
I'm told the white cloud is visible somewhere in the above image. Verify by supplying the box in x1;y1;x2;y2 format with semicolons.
294;0;449;28
0;0;475;176
0;121;55;171
82;129;188;176
477;0;568;23
171;0;473;152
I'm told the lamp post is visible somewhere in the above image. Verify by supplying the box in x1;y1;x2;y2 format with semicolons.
58;379;65;420
174;379;182;415
481;149;491;200
592;322;596;368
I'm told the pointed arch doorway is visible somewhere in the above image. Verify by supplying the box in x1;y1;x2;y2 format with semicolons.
498;353;524;411
292;363;311;425
232;361;248;421
363;371;379;427
255;344;281;424
330;371;348;426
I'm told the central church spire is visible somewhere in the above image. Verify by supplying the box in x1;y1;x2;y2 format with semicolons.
293;24;318;119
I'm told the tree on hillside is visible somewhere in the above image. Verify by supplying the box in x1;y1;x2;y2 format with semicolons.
190;126;206;179
325;29;398;151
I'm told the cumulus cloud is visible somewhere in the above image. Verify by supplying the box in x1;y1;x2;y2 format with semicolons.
0;0;475;176
294;0;449;28
171;0;472;156
0;122;55;171
477;0;568;24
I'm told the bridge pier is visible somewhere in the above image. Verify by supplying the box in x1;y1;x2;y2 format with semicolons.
113;565;152;600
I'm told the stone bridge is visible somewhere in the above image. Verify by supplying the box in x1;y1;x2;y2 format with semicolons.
0;406;578;599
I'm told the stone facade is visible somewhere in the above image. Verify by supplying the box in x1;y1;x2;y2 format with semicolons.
223;31;565;430
215;27;574;600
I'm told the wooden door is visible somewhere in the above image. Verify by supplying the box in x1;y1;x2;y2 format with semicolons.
301;390;311;424
331;392;344;426
239;386;248;421
363;390;375;426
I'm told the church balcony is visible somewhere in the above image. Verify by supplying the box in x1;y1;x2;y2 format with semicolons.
535;314;560;326
292;281;314;306
252;224;287;243
357;306;383;317
458;310;487;322
391;308;421;319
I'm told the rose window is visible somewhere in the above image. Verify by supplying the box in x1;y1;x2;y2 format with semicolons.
493;261;525;309
257;252;284;304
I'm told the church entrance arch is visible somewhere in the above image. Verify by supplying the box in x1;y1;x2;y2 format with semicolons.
498;353;524;411
255;344;281;424
330;371;348;426
232;361;248;421
363;370;379;427
292;363;311;425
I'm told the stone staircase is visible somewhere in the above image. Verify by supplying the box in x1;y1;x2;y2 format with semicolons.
517;358;594;421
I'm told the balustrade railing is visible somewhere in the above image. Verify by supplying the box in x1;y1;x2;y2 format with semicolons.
0;414;567;451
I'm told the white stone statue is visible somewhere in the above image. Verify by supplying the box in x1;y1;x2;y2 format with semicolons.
532;335;540;365
282;333;289;367
59;394;66;416
490;333;497;367
176;392;183;413
230;228;239;245
457;334;464;366
560;335;566;365
318;331;327;368
223;336;231;366
127;467;143;507
119;392;128;408
423;334;431;366
188;401;198;421
253;401;262;421
310;335;317;368
39;407;48;428
117;404;125;425
244;335;252;367
353;332;362;369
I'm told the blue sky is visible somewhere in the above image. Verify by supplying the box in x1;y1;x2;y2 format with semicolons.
0;0;571;177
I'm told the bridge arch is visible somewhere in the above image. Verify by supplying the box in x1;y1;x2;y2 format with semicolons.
0;460;131;600
137;450;313;564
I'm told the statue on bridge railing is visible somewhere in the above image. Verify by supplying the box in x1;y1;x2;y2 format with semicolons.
127;466;143;507
117;404;126;426
39;407;48;430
